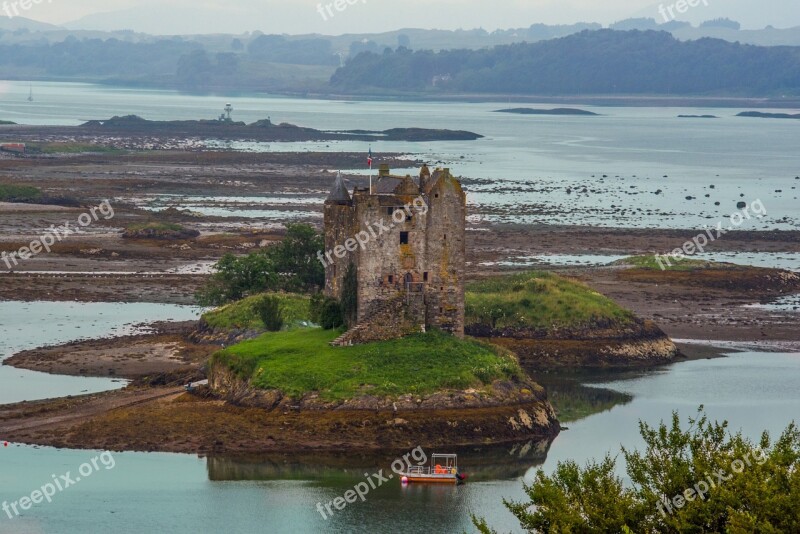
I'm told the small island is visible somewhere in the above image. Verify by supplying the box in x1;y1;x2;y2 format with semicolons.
80;114;483;142
737;111;800;120
495;107;599;116
678;114;718;118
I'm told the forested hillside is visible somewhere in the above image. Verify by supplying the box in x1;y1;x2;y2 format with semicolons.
330;30;800;96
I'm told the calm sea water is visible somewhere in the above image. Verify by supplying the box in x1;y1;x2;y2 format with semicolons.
0;301;203;404
1;81;798;230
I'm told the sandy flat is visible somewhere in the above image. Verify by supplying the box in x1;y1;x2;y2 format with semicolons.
0;201;78;212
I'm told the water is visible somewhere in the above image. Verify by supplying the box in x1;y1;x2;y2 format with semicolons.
0;301;203;404
1;351;798;533
1;81;799;230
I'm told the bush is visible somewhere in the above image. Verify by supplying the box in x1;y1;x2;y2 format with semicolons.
196;223;324;306
474;407;800;533
253;295;284;332
310;293;344;329
0;184;42;202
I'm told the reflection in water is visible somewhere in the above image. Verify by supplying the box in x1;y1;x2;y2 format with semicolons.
206;438;555;483
204;440;556;533
529;371;634;423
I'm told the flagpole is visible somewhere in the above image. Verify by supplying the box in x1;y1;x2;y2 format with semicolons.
368;146;373;195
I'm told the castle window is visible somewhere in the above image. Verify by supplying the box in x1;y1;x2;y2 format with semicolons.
439;307;443;313
406;214;413;221
443;234;447;240
435;194;439;198
423;272;428;282
388;275;394;284
332;265;336;277
400;232;409;245
387;207;393;215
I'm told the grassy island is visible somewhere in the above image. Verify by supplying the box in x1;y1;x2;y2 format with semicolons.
212;328;523;401
466;271;634;332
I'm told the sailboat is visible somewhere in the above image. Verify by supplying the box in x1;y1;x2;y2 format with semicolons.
27;84;33;102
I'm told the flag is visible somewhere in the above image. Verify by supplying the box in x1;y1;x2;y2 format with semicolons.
367;147;373;169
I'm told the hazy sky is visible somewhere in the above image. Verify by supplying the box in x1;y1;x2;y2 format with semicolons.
12;0;800;34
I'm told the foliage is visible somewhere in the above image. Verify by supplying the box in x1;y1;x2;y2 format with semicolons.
340;262;358;326
252;295;284;332
201;293;311;330
212;329;524;401
331;30;800;96
465;271;634;331
196;223;324;306
196;252;276;306
267;223;325;293
475;407;800;532
310;293;345;329
0;184;42;202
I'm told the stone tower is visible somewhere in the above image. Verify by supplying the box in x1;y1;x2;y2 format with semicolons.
323;165;466;343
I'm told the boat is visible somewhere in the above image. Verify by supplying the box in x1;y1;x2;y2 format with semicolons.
398;453;466;484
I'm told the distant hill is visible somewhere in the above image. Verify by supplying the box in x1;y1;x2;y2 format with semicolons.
330;30;800;97
0;15;61;32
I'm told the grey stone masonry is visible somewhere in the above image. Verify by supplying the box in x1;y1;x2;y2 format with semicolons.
323;164;466;340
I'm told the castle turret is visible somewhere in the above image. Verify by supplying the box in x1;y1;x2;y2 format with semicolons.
324;172;355;298
419;164;430;190
326;172;351;205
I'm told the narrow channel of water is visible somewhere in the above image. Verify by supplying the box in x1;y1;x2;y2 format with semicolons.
0;301;203;405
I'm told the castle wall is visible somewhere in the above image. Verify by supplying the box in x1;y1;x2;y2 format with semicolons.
353;190;429;324
324;168;466;339
423;174;466;336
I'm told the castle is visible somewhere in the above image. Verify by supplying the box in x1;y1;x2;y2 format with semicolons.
323;164;466;344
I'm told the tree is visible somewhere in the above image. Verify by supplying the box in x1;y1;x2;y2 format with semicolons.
340;262;358;326
176;49;214;89
195;251;276;306
253;295;284;331
268;223;325;293
310;293;344;329
475;407;800;533
196;223;324;306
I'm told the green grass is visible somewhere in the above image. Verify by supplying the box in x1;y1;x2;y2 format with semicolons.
0;184;42;202
465;271;634;331
618;255;725;271
212;328;523;400
203;293;311;330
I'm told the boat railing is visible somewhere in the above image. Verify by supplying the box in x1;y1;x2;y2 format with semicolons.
405;465;429;475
